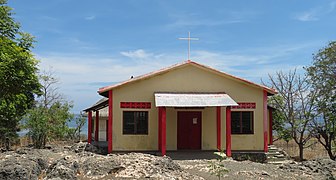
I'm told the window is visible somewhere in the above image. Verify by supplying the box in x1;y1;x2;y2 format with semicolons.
123;111;148;135
231;111;254;134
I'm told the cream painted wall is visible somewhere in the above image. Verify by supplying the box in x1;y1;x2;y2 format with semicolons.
104;64;265;151
202;108;216;150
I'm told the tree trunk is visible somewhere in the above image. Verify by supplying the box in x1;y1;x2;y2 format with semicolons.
299;144;304;161
78;128;81;142
5;137;10;151
326;147;336;160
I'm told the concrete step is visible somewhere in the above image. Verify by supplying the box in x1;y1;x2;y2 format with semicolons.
267;155;283;159
268;160;291;164
268;145;277;149
266;152;281;155
268;148;279;152
267;157;287;161
274;154;285;158
266;145;289;163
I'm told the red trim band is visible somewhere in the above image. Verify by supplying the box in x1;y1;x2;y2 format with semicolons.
231;102;256;109
120;102;151;109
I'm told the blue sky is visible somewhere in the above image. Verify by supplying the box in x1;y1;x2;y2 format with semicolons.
8;0;336;113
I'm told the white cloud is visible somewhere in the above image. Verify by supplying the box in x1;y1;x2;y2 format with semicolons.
120;49;154;59
293;2;336;22
35;42;315;112
193;42;314;68
39;15;59;21
35;52;179;112
167;18;243;28
85;15;96;20
294;11;318;22
165;10;256;29
329;1;336;12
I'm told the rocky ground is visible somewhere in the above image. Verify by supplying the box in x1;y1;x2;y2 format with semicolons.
178;158;336;179
0;143;335;179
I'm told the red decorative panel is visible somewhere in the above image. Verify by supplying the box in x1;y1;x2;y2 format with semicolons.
120;102;151;109
231;102;256;109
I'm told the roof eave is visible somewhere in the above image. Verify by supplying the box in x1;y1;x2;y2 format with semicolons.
83;98;109;112
265;88;277;96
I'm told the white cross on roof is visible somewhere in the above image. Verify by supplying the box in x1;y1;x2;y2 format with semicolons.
178;32;199;60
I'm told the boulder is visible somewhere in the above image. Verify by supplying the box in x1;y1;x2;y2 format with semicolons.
0;152;47;180
278;158;336;179
45;156;79;180
80;155;124;178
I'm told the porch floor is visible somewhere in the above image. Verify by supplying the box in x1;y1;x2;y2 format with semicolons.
166;151;218;160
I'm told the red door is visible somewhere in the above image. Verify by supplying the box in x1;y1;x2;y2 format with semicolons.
177;111;202;149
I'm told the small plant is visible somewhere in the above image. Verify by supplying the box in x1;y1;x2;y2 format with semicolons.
209;151;229;180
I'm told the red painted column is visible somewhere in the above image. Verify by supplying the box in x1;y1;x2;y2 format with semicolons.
216;106;221;151
158;107;162;151
88;111;92;144
160;107;166;156
269;109;273;145
263;90;268;152
95;111;99;141
106;120;108;141
108;90;113;154
226;106;231;157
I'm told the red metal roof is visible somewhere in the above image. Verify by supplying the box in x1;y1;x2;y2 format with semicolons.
98;60;277;96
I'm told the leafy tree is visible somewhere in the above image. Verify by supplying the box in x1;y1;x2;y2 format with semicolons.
0;0;19;39
266;69;317;161
306;41;336;160
268;95;292;144
67;113;86;142
75;113;86;141
0;0;41;144
24;71;73;148
24;106;48;148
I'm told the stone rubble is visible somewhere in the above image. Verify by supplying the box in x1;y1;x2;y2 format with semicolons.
0;142;335;180
278;158;336;179
111;153;199;179
0;142;198;180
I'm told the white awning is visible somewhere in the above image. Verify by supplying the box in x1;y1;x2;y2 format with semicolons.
154;93;238;107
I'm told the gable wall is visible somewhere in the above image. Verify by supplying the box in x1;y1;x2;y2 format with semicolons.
111;65;264;151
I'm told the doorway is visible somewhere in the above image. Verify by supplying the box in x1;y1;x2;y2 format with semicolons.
177;111;202;149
